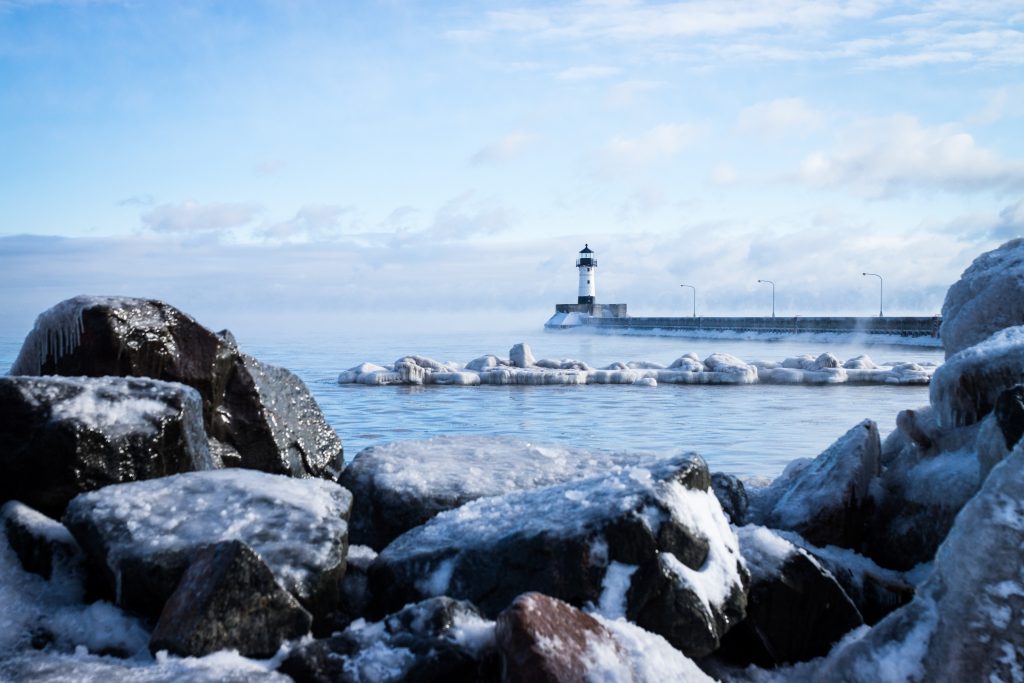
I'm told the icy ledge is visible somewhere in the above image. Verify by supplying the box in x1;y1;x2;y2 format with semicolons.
338;344;936;387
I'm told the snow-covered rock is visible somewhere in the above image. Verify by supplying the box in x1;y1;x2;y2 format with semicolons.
814;438;1024;682
278;596;498;682
10;296;343;481
369;453;748;657
756;420;880;549
510;342;536;368
149;540;312;658
940;237;1024;358
63;470;351;624
0;375;213;517
496;592;629;682
711;473;748;525
0;651;291;682
340;436;665;550
2;501;86;583
718;525;861;666
930;325;1024;428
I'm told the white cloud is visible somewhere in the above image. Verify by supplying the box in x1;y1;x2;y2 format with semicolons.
470;131;539;164
737;97;825;137
418;191;518;241
259;204;358;242
709;163;739;185
798;115;1024;197
602;123;704;167
140;201;262;233
555;65;623;81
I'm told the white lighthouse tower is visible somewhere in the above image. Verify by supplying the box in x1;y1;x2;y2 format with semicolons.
577;244;596;305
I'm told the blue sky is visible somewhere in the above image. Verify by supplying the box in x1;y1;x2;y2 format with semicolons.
2;0;1023;336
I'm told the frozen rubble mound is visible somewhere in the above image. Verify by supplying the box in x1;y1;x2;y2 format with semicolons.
339;343;936;387
369;452;749;658
0;375;214;518
10;295;343;480
62;469;352;625
940;237;1024;358
340;435;682;550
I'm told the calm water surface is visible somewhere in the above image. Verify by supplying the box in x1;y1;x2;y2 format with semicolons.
0;327;944;480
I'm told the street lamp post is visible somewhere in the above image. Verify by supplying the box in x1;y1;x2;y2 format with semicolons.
863;272;883;317
757;279;775;318
679;284;695;317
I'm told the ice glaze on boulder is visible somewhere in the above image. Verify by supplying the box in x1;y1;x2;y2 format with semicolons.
940;237;1024;358
62;469;351;623
369;453;748;657
10;296;342;480
816;440;1024;682
0;375;213;517
756;420;880;549
150;540;312;658
496;592;631;683
341;436;674;550
278;596;498;683
1;501;86;582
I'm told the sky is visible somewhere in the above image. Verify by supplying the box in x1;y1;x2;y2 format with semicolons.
2;0;1023;338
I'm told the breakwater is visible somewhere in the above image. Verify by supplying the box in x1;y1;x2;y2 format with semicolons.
545;309;941;342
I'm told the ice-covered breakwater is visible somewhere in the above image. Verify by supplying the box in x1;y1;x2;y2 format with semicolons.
337;343;937;387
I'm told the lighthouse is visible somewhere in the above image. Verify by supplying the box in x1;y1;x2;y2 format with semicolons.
576;244;596;305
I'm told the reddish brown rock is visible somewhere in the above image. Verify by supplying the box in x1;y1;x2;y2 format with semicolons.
496;593;633;683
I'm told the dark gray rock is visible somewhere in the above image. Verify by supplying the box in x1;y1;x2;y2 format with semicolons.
497;592;629;683
759;420;881;549
278;597;498;683
939;237;1024;358
718;526;862;667
368;454;748;657
995;384;1024;450
63;469;351;626
711;472;748;525
1;500;86;581
150;540;312;658
0;375;213;517
11;296;342;480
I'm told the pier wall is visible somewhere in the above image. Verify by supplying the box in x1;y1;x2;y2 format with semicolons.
550;313;941;339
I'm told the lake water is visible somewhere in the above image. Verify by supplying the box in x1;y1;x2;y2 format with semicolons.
0;326;944;480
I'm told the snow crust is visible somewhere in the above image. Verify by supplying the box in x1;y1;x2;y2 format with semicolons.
735;525;797;583
597;562;638;619
63;469;351;601
339;344;935;387
592;615;716;683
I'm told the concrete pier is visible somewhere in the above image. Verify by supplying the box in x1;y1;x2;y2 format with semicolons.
545;307;941;342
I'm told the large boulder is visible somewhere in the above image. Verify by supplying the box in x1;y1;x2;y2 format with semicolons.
718;525;862;667
756;420;881;549
930;326;1024;429
0;375;213;517
1;500;87;584
369;453;748;658
278;597;498;683
496;592;630;683
150;540;312;658
341;436;660;550
10;296;342;480
711;472;748;525
940;237;1024;358
63;469;351;625
815;438;1024;682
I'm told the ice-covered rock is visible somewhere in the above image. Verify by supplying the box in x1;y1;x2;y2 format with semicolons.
940;237;1024;358
711;472;748;526
843;354;879;370
718;525;862;666
0;375;213;517
702;353;758;384
757;420;881;549
931;326;1024;428
0;651;291;682
63;470;351;624
278;597;498;683
10;296;343;481
150;539;311;658
633;377;657;387
815;438;1024;682
668;353;705;372
340;436;664;550
510;342;536;368
466;354;508;371
496;592;629;683
995;384;1024;451
2;501;86;584
369;453;748;657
